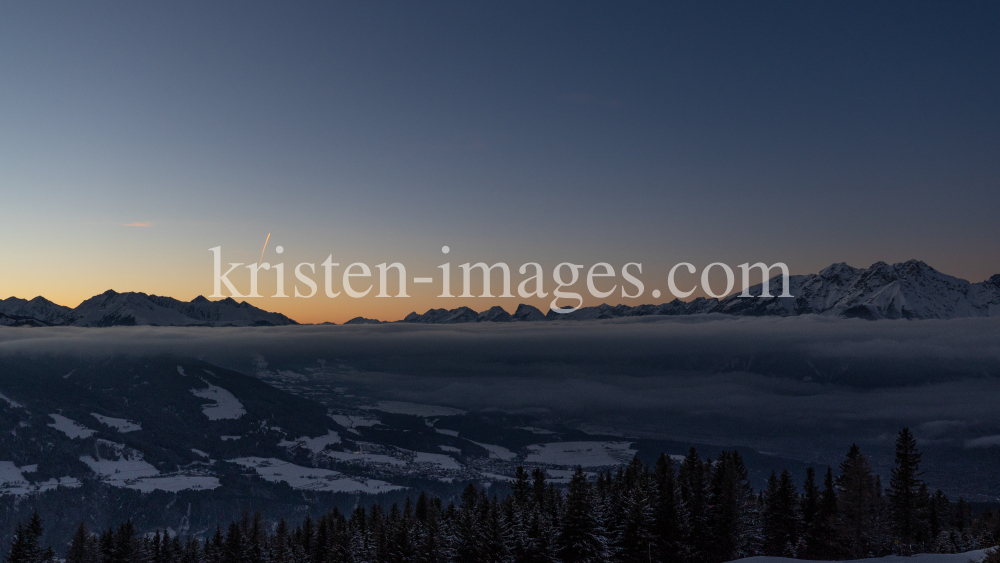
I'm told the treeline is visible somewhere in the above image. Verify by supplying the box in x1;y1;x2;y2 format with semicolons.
5;429;1000;563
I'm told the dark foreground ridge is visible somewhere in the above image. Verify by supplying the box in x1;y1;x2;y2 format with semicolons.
5;431;1000;563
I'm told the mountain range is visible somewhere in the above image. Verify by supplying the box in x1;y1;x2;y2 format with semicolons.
0;290;297;327
379;260;1000;323
3;260;998;327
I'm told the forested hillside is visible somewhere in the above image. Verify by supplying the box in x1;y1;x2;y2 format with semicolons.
5;430;999;563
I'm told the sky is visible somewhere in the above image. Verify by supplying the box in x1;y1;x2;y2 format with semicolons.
1;2;998;323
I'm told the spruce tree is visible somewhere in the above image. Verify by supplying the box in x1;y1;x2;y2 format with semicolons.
455;484;485;563
888;428;924;553
558;467;606;563
679;448;709;563
813;466;840;559
652;454;682;563
799;468;820;558
836;445;877;559
706;451;754;563
66;523;92;563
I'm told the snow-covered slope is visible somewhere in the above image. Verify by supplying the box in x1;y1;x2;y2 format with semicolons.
0;296;73;326
392;261;1000;322
720;260;1000;319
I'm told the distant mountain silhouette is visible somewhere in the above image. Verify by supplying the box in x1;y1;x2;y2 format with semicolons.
400;260;1000;323
3;261;998;327
0;290;297;327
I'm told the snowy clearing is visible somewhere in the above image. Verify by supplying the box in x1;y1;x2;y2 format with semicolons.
525;441;637;467
469;441;517;461
0;392;24;410
48;414;95;439
80;441;219;492
0;462;81;497
412;451;462;470
320;450;408;467
519;427;557;435
230;457;403;493
364;401;466;417
278;430;341;453
190;381;246;420
91;413;141;433
330;413;381;429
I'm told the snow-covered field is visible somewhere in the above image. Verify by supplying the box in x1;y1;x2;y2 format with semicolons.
412;451;463;469
0;392;24;409
48;414;95;439
329;413;381;429
469;441;517;461
91;413;141;432
190;381;246;420
365;401;466;417
0;461;31;495
80;440;220;492
525;441;637;467
278;430;341;453
230;457;403;493
728;549;995;563
519;427;557;435
0;461;81;496
321;449;409;467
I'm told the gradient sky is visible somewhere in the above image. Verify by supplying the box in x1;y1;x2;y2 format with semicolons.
1;2;998;323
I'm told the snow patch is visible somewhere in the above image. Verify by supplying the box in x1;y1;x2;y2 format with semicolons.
364;401;466;417
412;451;462;470
320;450;408;467
81;440;219;492
0;393;24;410
230;457;403;493
519;427;557;435
435;428;459;437
91;413;141;433
48;414;95;439
190;380;245;420
525;441;637;467
469;441;517;461
330;413;381;429
0;462;81;497
278;430;341;453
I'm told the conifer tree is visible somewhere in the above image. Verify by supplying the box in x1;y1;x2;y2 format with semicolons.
706;451;754;563
270;520;293;563
679;448;709;563
799;468;820;558
66;523;94;563
652;454;682;563
558;467;607;563
888;428;924;553
836;445;877;559
762;471;792;556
